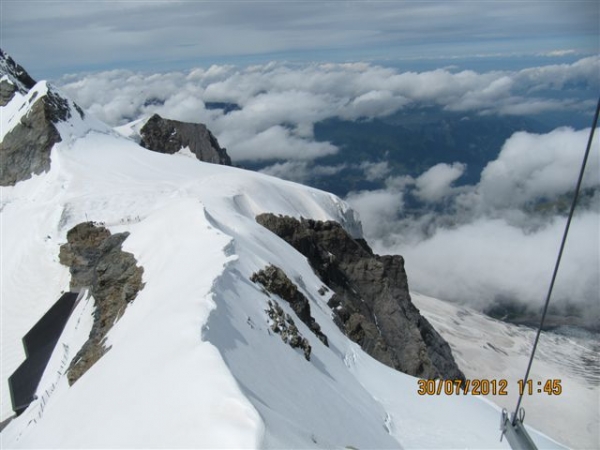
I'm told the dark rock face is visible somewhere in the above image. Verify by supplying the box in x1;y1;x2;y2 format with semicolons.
265;299;312;360
59;222;144;385
251;264;328;347
140;113;232;165
0;88;76;186
0;79;18;106
0;49;36;105
256;214;465;381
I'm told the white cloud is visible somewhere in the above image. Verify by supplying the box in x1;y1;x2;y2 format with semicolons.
538;49;578;57
394;212;599;320
346;188;405;238
339;90;409;120
516;56;600;91
227;125;338;161
360;161;391;182
479;127;600;208
259;162;347;183
348;127;600;320
57;57;599;166
414;162;466;202
259;161;311;183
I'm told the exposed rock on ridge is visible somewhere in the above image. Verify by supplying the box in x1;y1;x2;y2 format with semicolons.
140;113;232;165
265;299;312;361
0;86;81;186
0;49;36;105
256;214;465;381
59;222;144;385
0;52;86;187
251;264;329;347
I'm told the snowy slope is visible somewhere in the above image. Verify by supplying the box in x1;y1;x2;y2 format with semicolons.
1;84;565;448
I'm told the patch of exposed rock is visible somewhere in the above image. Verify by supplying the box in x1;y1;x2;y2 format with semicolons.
0;49;36;105
0;87;80;186
0;78;18;106
140;113;232;165
251;264;328;347
256;214;465;381
265;299;312;360
59;222;144;385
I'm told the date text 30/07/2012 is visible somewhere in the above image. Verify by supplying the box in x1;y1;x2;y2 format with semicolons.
417;379;562;396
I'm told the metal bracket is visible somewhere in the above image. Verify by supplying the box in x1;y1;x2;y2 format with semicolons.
500;408;538;450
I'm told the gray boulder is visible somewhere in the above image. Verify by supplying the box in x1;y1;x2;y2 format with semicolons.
140;113;232;165
256;213;465;381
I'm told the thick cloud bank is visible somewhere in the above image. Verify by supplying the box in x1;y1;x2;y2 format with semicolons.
347;127;600;328
58;56;599;171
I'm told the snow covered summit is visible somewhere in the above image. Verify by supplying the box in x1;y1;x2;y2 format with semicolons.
0;50;563;448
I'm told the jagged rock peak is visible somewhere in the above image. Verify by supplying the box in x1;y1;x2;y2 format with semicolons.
139;113;232;165
256;213;465;381
0;48;36;105
0;51;89;186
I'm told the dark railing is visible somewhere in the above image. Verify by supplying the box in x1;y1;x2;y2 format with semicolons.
8;291;83;415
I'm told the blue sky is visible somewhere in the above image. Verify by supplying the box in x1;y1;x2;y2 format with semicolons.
1;0;598;79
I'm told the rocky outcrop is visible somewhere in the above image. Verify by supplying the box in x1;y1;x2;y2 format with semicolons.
140;113;232;165
59;222;144;385
0;83;85;186
256;214;465;381
0;50;87;186
0;49;36;105
0;79;18;106
265;299;312;360
251;264;328;347
0;88;74;186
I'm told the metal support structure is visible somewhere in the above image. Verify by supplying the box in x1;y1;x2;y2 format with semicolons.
500;408;537;450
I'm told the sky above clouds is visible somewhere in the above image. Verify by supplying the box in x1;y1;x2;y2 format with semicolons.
1;0;598;79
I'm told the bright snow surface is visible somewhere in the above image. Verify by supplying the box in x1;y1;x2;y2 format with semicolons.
1;89;567;448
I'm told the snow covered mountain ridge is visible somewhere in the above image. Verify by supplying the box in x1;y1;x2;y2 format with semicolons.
1;50;565;448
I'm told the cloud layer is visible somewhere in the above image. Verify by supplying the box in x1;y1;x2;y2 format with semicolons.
346;127;600;324
57;56;599;168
